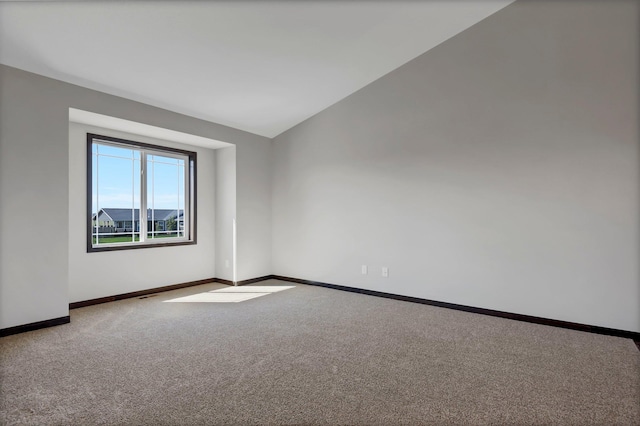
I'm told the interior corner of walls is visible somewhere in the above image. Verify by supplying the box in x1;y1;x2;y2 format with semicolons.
214;145;237;282
267;0;640;333
2;65;266;329
227;139;272;282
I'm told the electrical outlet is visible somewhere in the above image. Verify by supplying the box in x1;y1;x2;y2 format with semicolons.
361;265;368;275
382;267;389;277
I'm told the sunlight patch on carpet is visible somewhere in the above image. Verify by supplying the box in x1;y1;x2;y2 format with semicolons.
213;286;296;294
163;285;296;303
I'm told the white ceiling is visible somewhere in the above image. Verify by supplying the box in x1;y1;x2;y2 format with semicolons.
1;1;514;138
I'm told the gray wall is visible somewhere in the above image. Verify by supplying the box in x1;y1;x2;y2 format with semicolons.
272;1;640;332
0;64;271;329
215;146;237;282
237;139;273;281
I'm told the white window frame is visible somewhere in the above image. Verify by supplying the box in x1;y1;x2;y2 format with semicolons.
87;133;197;252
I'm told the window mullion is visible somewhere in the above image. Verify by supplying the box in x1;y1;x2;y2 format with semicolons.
95;144;100;246
140;150;147;243
184;160;189;239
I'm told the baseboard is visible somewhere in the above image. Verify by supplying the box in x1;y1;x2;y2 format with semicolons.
213;277;234;286
8;275;638;347
236;275;276;286
69;275;277;309
0;316;70;338
214;275;278;286
69;277;217;309
272;275;640;342
7;276;253;337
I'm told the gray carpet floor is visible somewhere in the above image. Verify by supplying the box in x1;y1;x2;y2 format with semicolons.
1;280;639;425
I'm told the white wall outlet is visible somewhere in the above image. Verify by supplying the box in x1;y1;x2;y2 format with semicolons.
361;265;368;275
382;267;389;277
225;260;230;268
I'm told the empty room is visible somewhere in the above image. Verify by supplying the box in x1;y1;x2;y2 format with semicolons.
1;1;638;424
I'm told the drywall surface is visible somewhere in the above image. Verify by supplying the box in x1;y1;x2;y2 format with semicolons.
0;64;271;329
236;140;272;280
215;146;237;282
272;1;640;332
0;66;71;328
68;123;216;303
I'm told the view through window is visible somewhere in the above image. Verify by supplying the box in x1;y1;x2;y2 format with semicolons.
88;134;196;251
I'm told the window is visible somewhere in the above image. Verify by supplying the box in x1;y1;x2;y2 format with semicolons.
87;133;196;252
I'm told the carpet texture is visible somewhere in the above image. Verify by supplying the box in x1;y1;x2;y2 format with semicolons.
1;280;639;425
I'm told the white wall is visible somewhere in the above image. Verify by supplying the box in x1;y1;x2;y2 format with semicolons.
0;64;271;329
272;1;640;332
68;123;217;303
236;140;272;281
215;146;237;282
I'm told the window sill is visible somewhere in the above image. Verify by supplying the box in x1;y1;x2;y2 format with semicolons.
87;240;196;253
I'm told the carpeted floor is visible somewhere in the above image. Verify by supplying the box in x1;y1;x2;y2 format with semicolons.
1;279;639;425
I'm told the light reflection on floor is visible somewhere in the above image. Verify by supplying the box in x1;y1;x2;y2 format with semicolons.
163;285;296;303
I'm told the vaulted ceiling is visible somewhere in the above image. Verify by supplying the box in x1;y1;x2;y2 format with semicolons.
0;1;514;138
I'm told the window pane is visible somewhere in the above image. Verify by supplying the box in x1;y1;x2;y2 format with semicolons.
92;143;141;245
88;134;195;252
147;154;186;240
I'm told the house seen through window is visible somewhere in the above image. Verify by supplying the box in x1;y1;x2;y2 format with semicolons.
88;133;196;251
